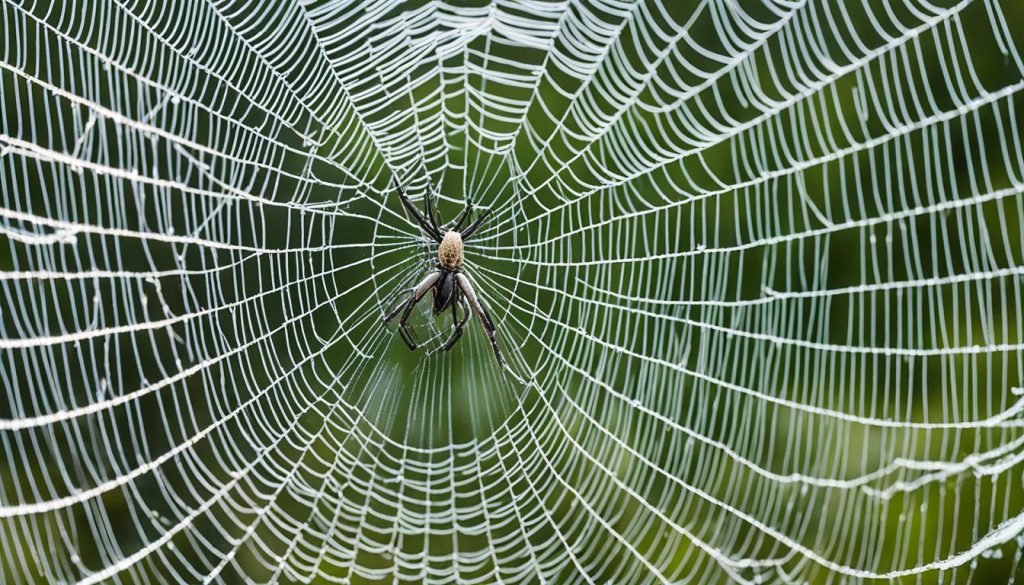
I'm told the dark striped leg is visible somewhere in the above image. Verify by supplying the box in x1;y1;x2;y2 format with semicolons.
442;295;472;351
384;271;442;350
394;179;441;242
454;273;507;367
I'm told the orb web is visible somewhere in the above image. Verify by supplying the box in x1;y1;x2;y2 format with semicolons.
3;0;1024;583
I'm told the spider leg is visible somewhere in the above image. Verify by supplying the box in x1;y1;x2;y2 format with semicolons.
397;317;419;350
454;272;506;366
383;271;438;325
451;200;474;232
396;298;426;350
459;206;493;241
425;182;443;234
393;178;441;242
383;268;426;310
384;271;442;350
442;293;473;351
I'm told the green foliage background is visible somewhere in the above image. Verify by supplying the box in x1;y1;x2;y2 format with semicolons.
3;0;1024;583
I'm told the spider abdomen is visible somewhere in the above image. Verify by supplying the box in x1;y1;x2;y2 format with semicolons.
438;231;464;270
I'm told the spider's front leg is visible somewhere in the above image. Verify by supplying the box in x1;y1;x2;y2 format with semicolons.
459;205;493;241
393;179;441;243
451;200;474;232
425;182;443;233
384;270;442;350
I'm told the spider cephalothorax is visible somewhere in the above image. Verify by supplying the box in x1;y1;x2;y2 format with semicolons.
383;180;508;368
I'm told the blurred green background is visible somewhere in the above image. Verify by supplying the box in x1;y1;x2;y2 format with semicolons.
3;0;1024;583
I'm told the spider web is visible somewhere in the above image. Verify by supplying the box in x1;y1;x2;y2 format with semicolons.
3;0;1024;582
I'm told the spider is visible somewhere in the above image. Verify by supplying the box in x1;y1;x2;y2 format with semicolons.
383;180;508;369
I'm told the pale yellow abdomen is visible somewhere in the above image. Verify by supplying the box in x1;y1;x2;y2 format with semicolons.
438;231;464;270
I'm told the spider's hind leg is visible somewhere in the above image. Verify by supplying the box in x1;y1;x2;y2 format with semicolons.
385;298;422;350
395;296;428;350
384;270;442;351
454;273;508;367
442;295;472;351
397;321;419;350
